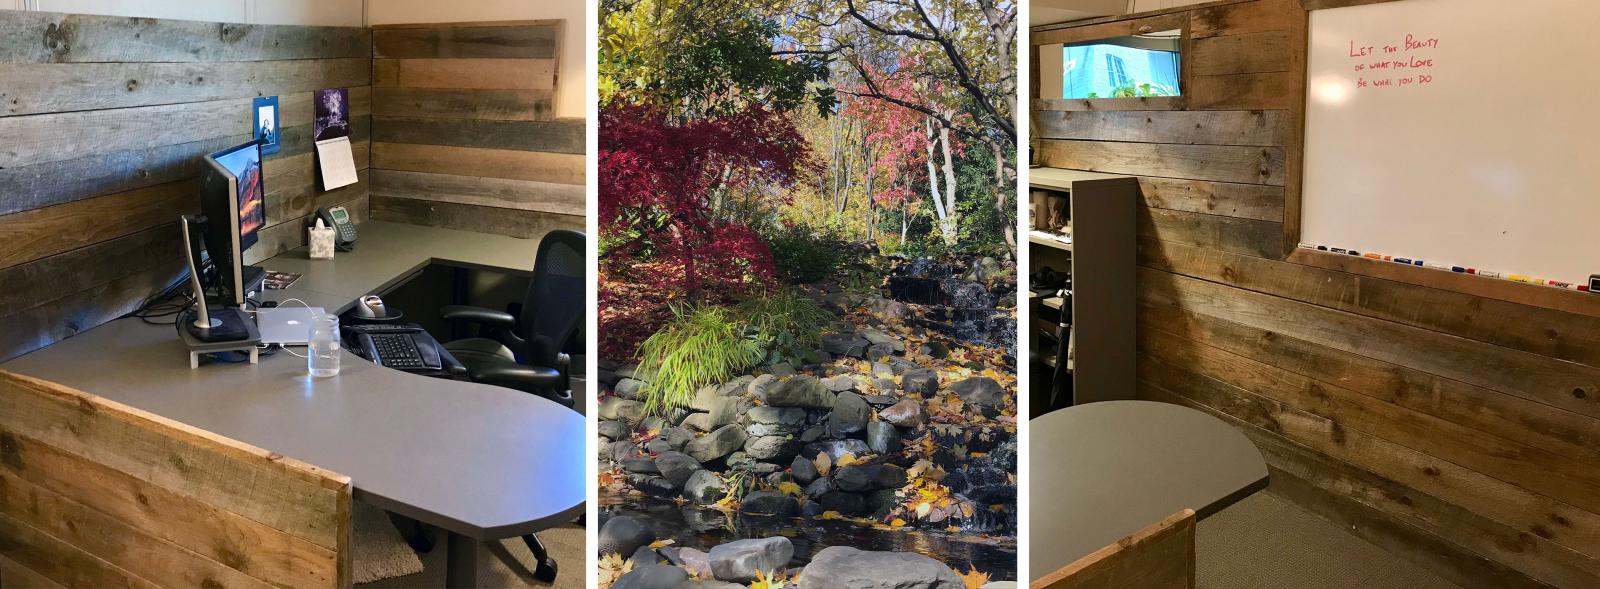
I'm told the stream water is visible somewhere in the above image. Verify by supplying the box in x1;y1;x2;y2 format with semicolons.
601;495;1018;581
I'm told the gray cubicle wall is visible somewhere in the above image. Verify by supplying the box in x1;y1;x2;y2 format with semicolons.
1070;178;1139;404
0;10;373;362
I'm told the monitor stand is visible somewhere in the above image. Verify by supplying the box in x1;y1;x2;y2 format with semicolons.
181;306;257;343
242;264;266;298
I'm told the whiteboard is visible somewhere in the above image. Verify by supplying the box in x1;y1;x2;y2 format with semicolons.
1303;0;1600;285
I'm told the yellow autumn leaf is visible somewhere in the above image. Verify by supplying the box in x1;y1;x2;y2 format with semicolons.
777;481;803;496
649;538;675;548
814;452;832;476
889;518;907;527
956;565;990;589
836;453;862;467
817;510;843;520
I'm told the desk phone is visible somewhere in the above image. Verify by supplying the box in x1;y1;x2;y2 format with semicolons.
344;324;441;371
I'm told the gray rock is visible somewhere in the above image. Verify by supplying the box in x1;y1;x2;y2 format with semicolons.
872;377;898;392
655;451;702;488
879;399;926;428
790;455;818;484
672;582;744;589
762;376;835;408
680;413;714;432
613;563;688;589
599;420;631;441
744;435;801;461
599;515;654;557
615;378;646;399
817;491;867;516
644;439;673;455
600;397;647;424
659;426;695;450
799;425;826;443
718;375;756;396
739;491;799;516
684;469;729;504
804;439;870;462
863;394;897;406
709;537;795;582
631;545;663;566
685;424;747;462
872;363;896;379
821;334;868;358
901;369;940;396
867;421;900;454
797;546;964;589
746;422;804;438
621;457;659;474
770;363;796;377
748;374;777;398
608;440;641;463
616;364;639;379
950;376;1005;407
747;406;808;426
834;464;907;492
677;547;714;579
827;391;871;437
864;297;909;321
822;375;856;392
633;476;677;497
866;342;895;360
920;341;951;359
701;396;739;429
803;476;833;498
867;489;900;519
858;328;905;352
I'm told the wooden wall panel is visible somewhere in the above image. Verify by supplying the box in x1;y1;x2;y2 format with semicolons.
0;371;351;587
1031;0;1600;585
0;10;372;362
368;21;584;238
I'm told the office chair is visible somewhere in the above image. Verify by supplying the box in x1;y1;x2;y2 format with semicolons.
437;229;585;583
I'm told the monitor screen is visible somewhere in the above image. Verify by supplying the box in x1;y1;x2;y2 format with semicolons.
211;142;265;247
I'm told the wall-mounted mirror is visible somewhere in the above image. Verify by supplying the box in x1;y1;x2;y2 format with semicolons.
1039;30;1183;100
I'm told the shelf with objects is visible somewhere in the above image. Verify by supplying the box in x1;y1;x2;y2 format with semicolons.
1027;169;1137;417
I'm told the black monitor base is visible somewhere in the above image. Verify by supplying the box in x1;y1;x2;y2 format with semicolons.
181;307;256;343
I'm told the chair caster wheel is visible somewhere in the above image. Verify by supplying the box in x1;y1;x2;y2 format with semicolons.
534;557;557;583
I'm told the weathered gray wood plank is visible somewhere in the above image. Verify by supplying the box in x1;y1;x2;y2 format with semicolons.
0;11;370;63
369;169;583;215
1031;109;1287;146
370;116;584;154
369;195;581;239
372;24;557;59
373;87;553;121
0;58;370;117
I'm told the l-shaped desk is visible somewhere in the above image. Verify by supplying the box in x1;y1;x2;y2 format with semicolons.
2;221;586;587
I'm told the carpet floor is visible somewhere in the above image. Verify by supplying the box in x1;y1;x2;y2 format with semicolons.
1196;492;1459;589
356;523;585;589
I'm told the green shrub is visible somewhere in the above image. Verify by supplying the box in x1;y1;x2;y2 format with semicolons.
735;289;832;364
764;224;844;284
635;304;764;415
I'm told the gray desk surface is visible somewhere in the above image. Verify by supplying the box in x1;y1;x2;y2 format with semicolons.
1029;400;1268;580
2;221;585;539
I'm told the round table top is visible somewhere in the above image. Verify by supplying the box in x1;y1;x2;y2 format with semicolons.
1029;400;1268;580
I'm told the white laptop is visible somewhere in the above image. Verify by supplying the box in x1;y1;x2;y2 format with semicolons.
256;306;327;346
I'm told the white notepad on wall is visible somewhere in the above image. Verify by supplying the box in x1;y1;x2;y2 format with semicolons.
315;136;358;190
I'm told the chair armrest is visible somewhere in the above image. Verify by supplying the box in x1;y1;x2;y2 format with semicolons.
474;364;564;390
440;305;516;328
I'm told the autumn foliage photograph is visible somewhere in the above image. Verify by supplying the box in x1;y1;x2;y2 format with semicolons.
595;0;1018;586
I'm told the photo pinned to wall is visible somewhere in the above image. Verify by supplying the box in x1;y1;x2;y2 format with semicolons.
312;87;357;190
252;96;279;155
314;88;351;142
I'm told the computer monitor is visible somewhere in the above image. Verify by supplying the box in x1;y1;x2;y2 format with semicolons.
199;140;267;307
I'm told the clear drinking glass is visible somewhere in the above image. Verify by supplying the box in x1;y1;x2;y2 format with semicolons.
308;314;341;377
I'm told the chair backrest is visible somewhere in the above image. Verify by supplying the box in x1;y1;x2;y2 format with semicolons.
1032;509;1196;589
519;229;587;366
0;370;353;588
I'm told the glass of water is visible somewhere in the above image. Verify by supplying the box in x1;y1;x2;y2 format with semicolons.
308;314;341;378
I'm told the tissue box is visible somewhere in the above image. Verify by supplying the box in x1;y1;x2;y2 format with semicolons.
309;226;336;259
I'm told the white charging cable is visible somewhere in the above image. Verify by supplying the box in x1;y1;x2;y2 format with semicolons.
263;298;315;358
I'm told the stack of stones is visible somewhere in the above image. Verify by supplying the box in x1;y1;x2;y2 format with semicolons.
601;515;1016;589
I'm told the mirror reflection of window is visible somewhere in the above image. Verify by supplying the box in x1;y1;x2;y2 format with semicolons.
1060;30;1181;99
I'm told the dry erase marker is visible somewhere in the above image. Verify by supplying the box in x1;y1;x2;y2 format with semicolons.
1547;280;1575;290
1317;245;1330;251
1423;261;1450;271
1477;270;1503;279
1364;253;1383;260
1451;266;1467;273
1298;243;1317;250
1509;275;1532;283
1332;248;1348;255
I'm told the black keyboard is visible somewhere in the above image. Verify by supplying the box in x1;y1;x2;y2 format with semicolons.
369;332;424;369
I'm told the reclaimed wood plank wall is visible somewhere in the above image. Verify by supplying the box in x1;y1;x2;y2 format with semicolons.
0;370;353;587
369;21;584;238
0;9;374;362
1033;0;1600;587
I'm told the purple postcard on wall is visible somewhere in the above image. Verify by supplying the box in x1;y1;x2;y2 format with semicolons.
313;88;350;142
